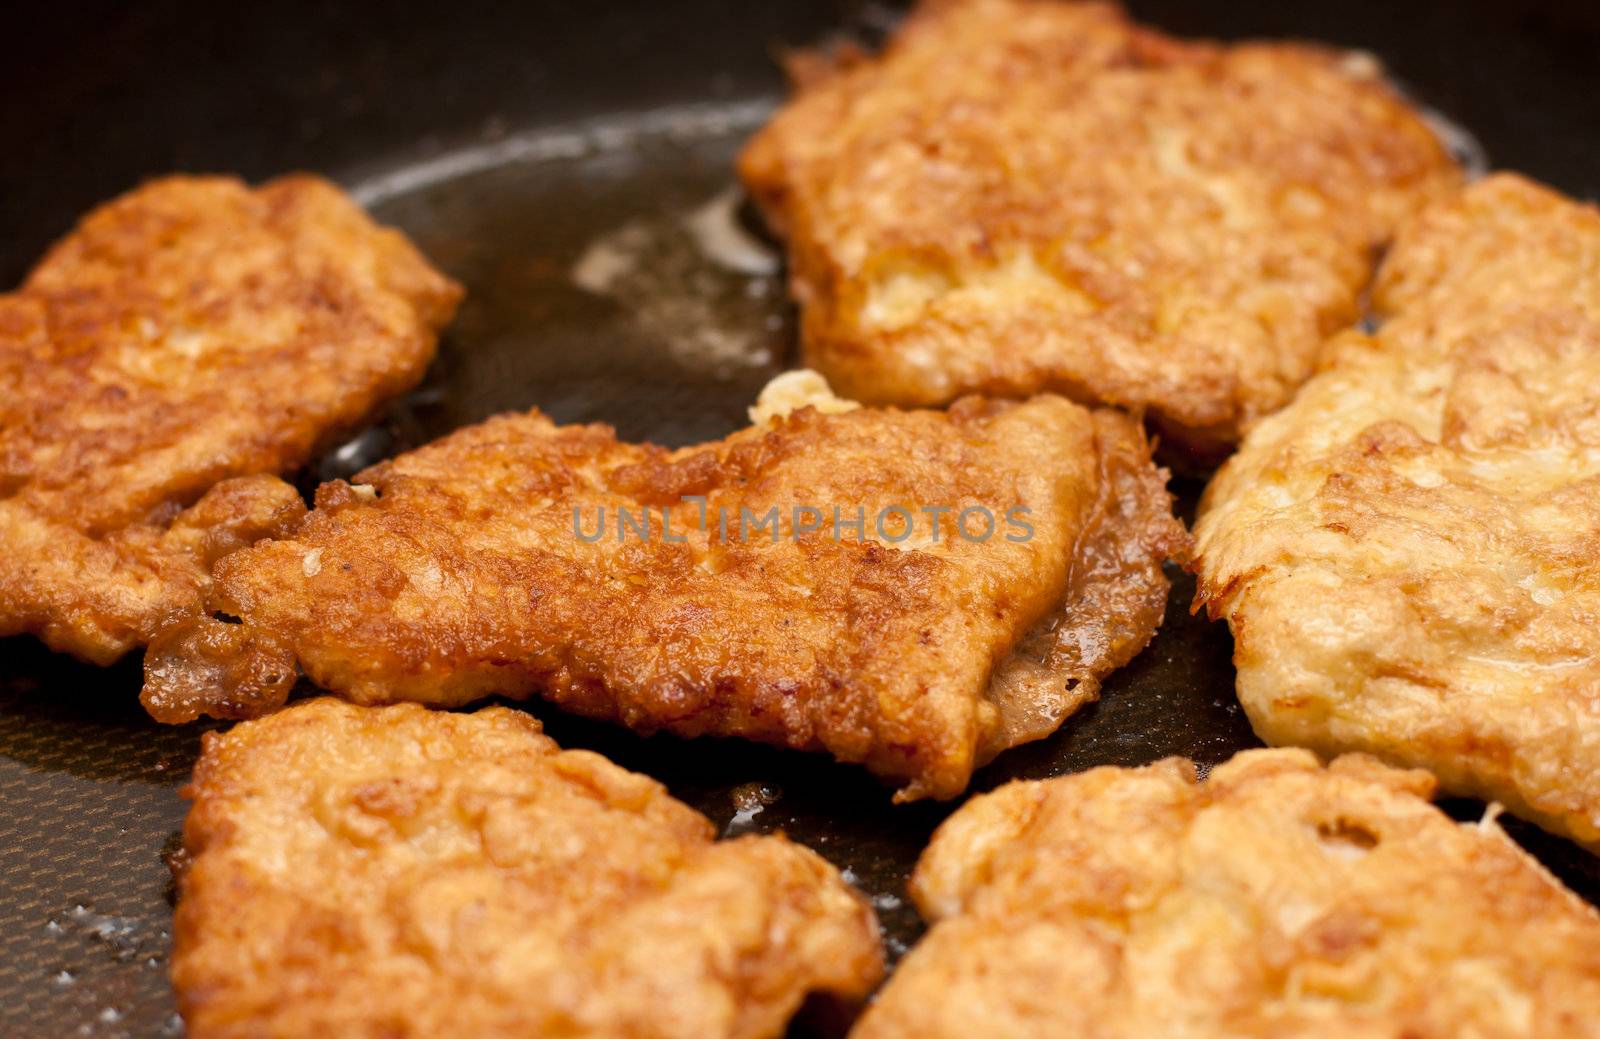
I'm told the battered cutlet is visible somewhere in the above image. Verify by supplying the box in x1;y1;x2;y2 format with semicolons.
143;372;1187;801
171;698;883;1039
855;749;1600;1039
1194;174;1600;846
739;0;1461;461
0;175;461;664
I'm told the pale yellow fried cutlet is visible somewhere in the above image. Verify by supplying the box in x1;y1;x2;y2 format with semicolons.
143;373;1187;801
0;175;461;664
856;749;1600;1039
172;698;883;1039
1194;174;1600;846
739;0;1461;460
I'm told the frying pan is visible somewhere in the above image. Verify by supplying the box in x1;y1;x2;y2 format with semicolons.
3;1;1599;1035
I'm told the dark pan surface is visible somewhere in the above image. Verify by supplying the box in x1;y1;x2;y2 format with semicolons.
2;2;1599;1036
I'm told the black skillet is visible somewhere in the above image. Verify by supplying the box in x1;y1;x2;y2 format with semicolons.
2;1;1599;1035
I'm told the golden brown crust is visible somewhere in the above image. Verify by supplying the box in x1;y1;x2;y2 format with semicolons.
1194;174;1600;846
856;748;1600;1039
739;0;1460;459
173;698;883;1039
0;175;462;663
143;377;1185;800
981;409;1185;755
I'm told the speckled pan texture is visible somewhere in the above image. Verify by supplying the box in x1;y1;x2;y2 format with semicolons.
1;1;1598;1037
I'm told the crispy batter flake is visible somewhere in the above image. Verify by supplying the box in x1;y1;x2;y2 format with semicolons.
857;748;1600;1038
1195;174;1600;846
173;698;883;1038
143;378;1185;800
739;0;1460;459
0;175;461;663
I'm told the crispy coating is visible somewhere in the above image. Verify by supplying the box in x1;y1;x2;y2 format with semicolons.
1194;174;1600;846
172;698;883;1039
143;375;1185;800
856;748;1600;1039
0;175;462;663
739;0;1460;459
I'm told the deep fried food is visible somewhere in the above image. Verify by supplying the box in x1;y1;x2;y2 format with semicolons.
172;698;883;1039
739;0;1460;459
1194;174;1600;846
143;374;1186;800
0;175;462;663
856;749;1600;1039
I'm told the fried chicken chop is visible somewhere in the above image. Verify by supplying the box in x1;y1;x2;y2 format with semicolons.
856;749;1600;1039
172;698;883;1039
739;0;1461;460
0;175;461;664
143;374;1185;800
1194;175;1600;846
